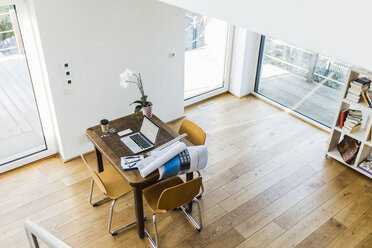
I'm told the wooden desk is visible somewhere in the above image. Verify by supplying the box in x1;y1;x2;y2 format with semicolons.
86;113;192;238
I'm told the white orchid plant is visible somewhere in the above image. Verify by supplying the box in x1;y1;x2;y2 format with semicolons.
120;69;151;114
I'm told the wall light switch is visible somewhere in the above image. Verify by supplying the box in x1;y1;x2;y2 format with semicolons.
169;52;176;58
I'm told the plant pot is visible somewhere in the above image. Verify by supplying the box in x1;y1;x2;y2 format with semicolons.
142;103;153;118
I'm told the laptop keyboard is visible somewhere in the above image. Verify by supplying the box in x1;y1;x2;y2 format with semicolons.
130;134;151;149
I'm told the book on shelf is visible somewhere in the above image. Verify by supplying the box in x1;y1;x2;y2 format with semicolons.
339;109;349;128
361;90;370;107
359;156;372;175
349;109;362;117
347;88;361;95
362;90;372;108
346;115;360;122
350;82;369;91
346;93;361;102
337;136;360;163
342;123;361;133
353;77;371;87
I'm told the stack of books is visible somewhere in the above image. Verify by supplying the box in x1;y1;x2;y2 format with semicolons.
346;77;371;103
342;109;362;133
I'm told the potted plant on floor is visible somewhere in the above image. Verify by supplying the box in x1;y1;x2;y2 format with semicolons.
120;69;153;118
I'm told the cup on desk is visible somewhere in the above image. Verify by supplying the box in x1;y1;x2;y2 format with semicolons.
100;119;109;137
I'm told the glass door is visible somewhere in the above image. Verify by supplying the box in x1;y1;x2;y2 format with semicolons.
0;4;48;166
254;36;350;127
184;11;231;104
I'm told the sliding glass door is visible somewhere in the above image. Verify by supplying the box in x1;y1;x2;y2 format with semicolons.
255;36;350;127
0;3;53;169
184;11;230;102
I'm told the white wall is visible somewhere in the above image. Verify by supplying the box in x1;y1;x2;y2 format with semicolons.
159;0;372;71
29;0;185;160
229;28;260;97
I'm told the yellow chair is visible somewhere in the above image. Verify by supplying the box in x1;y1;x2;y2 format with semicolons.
179;119;206;198
80;153;140;236
179;119;206;146
143;176;203;248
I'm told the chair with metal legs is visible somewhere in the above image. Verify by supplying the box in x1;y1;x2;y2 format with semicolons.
179;119;206;198
81;153;141;236
143;176;203;248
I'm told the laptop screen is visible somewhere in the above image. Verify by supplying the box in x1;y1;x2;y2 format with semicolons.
140;116;160;144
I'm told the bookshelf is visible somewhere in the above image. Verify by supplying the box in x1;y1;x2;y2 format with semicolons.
327;67;372;179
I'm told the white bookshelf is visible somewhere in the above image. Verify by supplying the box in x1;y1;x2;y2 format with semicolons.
327;67;372;179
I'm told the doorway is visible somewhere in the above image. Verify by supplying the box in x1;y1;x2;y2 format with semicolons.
184;11;232;105
0;3;56;171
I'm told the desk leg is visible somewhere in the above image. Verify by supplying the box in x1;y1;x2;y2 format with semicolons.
186;172;193;213
95;147;104;172
133;185;145;238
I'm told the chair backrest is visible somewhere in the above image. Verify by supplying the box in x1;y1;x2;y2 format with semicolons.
80;153;108;195
157;177;202;212
179;119;206;146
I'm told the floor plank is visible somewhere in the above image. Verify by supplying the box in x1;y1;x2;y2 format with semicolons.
295;218;346;248
236;222;285;248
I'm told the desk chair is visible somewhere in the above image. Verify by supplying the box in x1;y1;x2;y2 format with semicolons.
80;153;139;236
143;176;203;248
179;119;206;198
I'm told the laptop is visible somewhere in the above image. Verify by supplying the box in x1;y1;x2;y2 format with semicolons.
121;116;160;154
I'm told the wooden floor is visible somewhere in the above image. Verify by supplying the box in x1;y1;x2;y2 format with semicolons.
1;93;372;248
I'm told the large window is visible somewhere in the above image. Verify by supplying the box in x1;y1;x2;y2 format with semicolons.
255;36;350;127
184;12;229;100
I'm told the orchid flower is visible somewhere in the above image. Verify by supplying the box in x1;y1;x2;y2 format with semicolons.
119;68;150;114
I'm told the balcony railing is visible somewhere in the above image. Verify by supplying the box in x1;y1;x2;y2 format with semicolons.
264;38;349;88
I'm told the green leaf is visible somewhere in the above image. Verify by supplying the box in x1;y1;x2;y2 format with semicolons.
140;95;148;103
134;105;142;114
130;100;143;106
